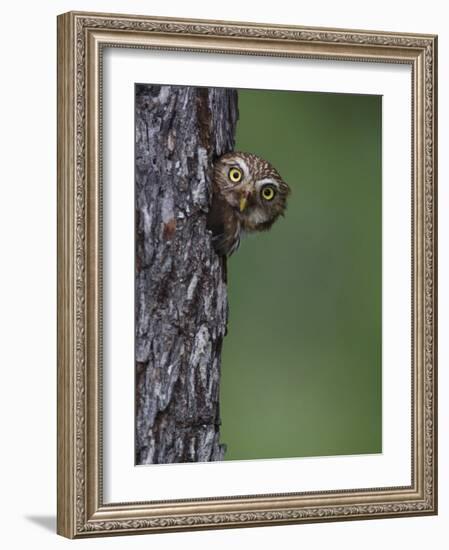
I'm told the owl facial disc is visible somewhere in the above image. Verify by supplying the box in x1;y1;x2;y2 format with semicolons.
207;151;291;256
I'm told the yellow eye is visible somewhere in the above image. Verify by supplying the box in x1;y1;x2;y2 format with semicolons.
228;167;242;183
261;186;276;201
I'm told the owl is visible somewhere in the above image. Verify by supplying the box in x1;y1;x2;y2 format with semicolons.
207;151;290;256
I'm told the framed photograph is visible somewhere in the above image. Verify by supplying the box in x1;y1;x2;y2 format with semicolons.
57;11;438;538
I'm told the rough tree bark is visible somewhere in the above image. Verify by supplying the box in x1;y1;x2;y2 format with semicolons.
135;84;238;464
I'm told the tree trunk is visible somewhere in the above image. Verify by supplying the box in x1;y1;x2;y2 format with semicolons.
135;84;238;464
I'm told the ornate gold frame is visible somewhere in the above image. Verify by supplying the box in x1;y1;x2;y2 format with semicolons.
57;11;438;538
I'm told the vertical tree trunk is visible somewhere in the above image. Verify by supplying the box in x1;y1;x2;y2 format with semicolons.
135;84;238;464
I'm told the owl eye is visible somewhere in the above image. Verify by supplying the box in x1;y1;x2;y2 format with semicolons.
228;167;242;183
261;185;276;201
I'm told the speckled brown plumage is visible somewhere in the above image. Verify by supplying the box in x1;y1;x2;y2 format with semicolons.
207;151;290;256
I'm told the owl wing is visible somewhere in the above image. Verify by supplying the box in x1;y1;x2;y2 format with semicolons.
206;191;240;257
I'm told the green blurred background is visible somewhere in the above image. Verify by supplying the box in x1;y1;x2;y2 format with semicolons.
219;89;382;461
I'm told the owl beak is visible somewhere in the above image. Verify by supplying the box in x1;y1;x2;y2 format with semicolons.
239;189;251;212
239;196;248;212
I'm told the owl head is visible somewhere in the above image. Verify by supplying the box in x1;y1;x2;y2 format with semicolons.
213;151;290;233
